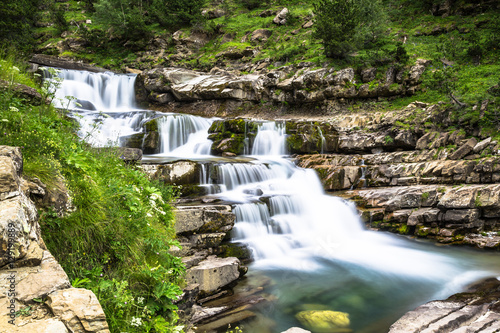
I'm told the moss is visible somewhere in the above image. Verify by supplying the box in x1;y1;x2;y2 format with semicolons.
398;224;410;235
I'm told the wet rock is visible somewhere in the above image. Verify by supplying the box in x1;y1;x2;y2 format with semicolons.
186;256;241;294
295;310;350;333
47;288;109;333
142;161;201;185
443;209;480;224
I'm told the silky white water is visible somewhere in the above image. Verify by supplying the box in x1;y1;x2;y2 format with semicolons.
48;69;500;332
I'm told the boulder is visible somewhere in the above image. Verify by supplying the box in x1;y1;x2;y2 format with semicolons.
273;8;289;25
295;310;351;333
251;29;272;42
175;205;235;235
186;256;241;294
47;288;109;333
473;137;491;153
329;68;355;86
360;68;377;83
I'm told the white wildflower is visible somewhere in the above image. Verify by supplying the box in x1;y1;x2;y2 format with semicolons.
137;297;144;304
9;106;19;112
12;66;19;72
130;317;142;327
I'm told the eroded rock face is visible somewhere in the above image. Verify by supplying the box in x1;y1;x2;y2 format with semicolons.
0;146;110;332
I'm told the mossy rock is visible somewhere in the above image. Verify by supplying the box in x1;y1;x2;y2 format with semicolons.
119;133;144;149
295;310;352;333
144;118;159;132
216;243;252;260
211;136;246;155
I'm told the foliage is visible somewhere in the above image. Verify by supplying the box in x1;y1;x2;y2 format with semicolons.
313;0;387;59
0;55;185;333
0;0;41;55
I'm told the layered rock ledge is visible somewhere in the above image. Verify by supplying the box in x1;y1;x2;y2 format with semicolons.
0;146;109;333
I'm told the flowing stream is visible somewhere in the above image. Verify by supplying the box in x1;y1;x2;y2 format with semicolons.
50;68;500;333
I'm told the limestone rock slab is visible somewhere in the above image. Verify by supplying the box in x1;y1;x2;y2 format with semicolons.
0;251;71;302
47;288;110;333
186;256;240;294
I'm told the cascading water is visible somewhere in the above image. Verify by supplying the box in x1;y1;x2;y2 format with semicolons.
49;69;500;333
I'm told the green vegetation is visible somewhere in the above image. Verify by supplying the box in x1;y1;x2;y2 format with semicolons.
0;54;185;333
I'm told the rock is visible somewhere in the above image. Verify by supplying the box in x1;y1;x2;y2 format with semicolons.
281;328;312;333
449;138;478;160
360;68;376;83
415;132;439;150
473;137;491;153
295;310;351;333
30;54;106;73
0;80;46;105
302;20;314;28
251;29;272;42
0;156;21;200
175;205;235;235
407;208;440;226
0;317;70;333
437;186;479;209
273;8;289;25
142;161;202;185
0;193;39;267
443;209;480;224
47;288;109;333
330;68;355;86
390;278;500;333
186;256;241;294
0;251;71;302
0;146;23;175
407;59;428;85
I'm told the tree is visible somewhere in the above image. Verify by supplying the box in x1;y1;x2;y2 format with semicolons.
150;0;206;29
313;0;387;59
313;0;359;59
0;0;41;55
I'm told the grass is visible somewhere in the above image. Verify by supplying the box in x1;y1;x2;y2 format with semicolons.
0;53;185;333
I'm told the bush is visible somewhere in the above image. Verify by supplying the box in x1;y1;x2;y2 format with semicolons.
313;0;387;59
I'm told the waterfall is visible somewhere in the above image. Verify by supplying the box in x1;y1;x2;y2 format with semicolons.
157;114;213;156
46;68;137;112
251;121;287;155
48;68;500;333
